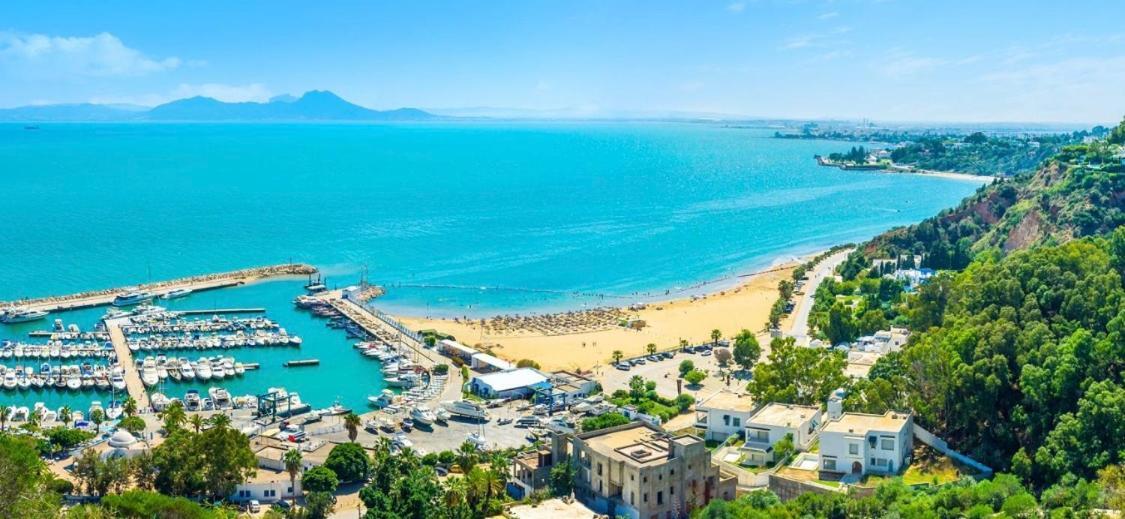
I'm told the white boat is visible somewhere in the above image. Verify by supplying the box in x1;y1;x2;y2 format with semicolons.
110;373;127;391
234;362;245;376
105;400;123;420
441;400;490;421
410;405;436;426
209;387;232;409
195;360;212;381
0;308;49;324
325;400;351;415
467;431;488;450
66;372;82;390
211;362;226;379
392;433;413;450
150;393;169;411
179;360;195;380
367;389;395;408
184;390;201;411
435;407;451;423
2;371;17;389
112;290;152;307
140;358;159;387
162;288;193;299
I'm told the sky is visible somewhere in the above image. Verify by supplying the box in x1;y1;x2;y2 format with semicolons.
1;1;1123;123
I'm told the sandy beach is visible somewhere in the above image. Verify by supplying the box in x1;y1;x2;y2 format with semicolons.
396;261;798;371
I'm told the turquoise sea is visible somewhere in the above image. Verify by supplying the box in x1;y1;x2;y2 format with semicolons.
0;122;984;411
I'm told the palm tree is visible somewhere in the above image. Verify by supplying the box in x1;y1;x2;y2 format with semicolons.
646;343;657;356
0;405;9;431
160;401;186;432
207;413;231;429
611;350;623;364
711;329;722;346
122;397;138;417
90;408;105;432
189;414;204;434
284;448;303;508
343;412;361;442
679;339;689;350
457;441;478;472
59;405;73;428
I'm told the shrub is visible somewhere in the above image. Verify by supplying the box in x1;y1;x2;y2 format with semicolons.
581;412;630;432
678;360;695;377
684;370;707;386
302;466;339;494
324;442;370;483
516;359;541;369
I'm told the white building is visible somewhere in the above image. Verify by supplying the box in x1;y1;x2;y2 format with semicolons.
694;391;758;441
818;411;913;477
741;403;822;466
438;339;478;363
470;352;515;372
232;469;301;504
469;368;550;399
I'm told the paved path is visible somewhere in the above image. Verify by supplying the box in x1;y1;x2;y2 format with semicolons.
105;319;148;409
787;248;853;345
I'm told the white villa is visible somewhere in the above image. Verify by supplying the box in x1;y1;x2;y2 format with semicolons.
694;391;757;441
741;403;822;466
818;411;913;477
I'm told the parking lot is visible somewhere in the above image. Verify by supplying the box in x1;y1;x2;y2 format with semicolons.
597;344;742;399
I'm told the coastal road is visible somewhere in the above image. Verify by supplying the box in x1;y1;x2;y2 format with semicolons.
786;248;853;345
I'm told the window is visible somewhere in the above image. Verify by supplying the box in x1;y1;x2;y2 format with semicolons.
670;485;675;496
733;417;741;427
748;429;769;442
657;491;664;505
597;462;602;476
722;414;730;426
630;474;634;481
881;438;894;450
873;458;889;467
630;492;634;504
848;443;859;455
644;493;648;503
823;457;837;471
287;487;293;494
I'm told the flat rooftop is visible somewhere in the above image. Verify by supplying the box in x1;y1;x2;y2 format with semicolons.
823;411;909;435
509;498;598;519
582;422;697;466
749;403;819;428
697;390;755;413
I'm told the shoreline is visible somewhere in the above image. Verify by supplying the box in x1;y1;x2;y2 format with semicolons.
393;249;822;371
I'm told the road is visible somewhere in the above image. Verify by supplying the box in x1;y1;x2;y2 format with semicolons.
786;248;853;345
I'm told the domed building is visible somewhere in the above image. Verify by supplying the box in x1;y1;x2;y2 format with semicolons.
102;429;146;460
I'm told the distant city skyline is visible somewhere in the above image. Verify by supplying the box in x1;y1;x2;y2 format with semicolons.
1;1;1123;123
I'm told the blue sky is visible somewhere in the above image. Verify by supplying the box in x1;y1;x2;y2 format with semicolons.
1;1;1123;123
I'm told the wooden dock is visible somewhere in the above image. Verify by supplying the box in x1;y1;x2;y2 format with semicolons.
105;320;148;409
0;263;316;314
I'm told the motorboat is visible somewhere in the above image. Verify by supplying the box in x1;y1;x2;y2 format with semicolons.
368;389;395;408
0;308;49;324
150;393;169;411
184;390;201;411
162;288;193;299
410;405;436;426
112;290;152;307
110;372;127;391
105;400;124;420
66;371;82;390
195;359;212;381
209;387;232;409
441;400;490;421
179;359;195;380
324;400;350;415
2;370;17;389
140;358;159;387
467;432;488;450
392;433;413;450
434;407;451;423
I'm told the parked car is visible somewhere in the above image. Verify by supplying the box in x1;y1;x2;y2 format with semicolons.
661;351;674;359
248;500;261;513
615;363;631;371
647;355;659;362
515;416;540;428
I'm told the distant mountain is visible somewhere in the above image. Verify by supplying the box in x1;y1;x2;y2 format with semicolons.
147;90;436;121
0;91;436;122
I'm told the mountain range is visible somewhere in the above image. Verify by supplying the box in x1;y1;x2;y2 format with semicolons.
0;91;436;122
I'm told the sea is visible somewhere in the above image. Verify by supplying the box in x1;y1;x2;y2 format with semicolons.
0;121;985;412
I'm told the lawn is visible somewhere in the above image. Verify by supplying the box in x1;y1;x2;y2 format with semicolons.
903;453;962;486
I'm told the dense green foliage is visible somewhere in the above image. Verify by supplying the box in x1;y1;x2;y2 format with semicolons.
809;274;905;344
0;434;61;518
360;438;512;519
75;490;234;518
732;329;761;371
302;466;340;494
581;412;630;432
693;471;1120;518
850;233;1125;490
827;146;870;164
609;376;693;422
325;442;371;483
151;416;258;500
863;123;1124;271
888;133;1074;176
746;337;847;405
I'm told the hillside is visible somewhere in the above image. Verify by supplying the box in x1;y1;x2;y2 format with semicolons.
0;91;436;122
853;118;1125;271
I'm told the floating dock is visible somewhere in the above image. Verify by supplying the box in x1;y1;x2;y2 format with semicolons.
283;359;320;367
0;263;316;314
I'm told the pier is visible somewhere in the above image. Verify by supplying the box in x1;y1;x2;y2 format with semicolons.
318;292;436;365
0;263;316;314
105;319;148;409
179;308;266;315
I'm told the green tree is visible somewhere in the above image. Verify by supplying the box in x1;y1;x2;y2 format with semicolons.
645;343;657;356
122;397;137;418
710;329;722;345
684;369;707;386
344;412;361;443
0;405;9;431
611;350;623;364
747;337;847;406
0;434;62;518
160;401;186;432
548;459;576;497
117;416;146;435
516;359;540;369
581;412;630;432
284;448;303;508
59;405;73;428
325;442;370;483
306;490;335;518
678;359;695;377
302;466;339;494
732;329;761;372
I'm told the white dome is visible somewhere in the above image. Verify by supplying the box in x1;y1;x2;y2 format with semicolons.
108;429;137;448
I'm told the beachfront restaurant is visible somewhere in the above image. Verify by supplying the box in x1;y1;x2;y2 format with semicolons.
438;339;478;363
470;368;550;399
470;352;515;372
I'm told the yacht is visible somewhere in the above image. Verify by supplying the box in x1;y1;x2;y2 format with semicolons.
368;389;395;408
467;432;488;450
441;400;490;421
150;393;169;411
209;387;232;409
184;390;201;411
434;407;451;423
140;358;159;387
195;359;212;381
66;371;82;390
179;359;195;380
110;372;127;391
162;288;193;299
2;370;17;389
324;400;350;416
112;290;152;307
1;308;49;324
410;405;436;426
